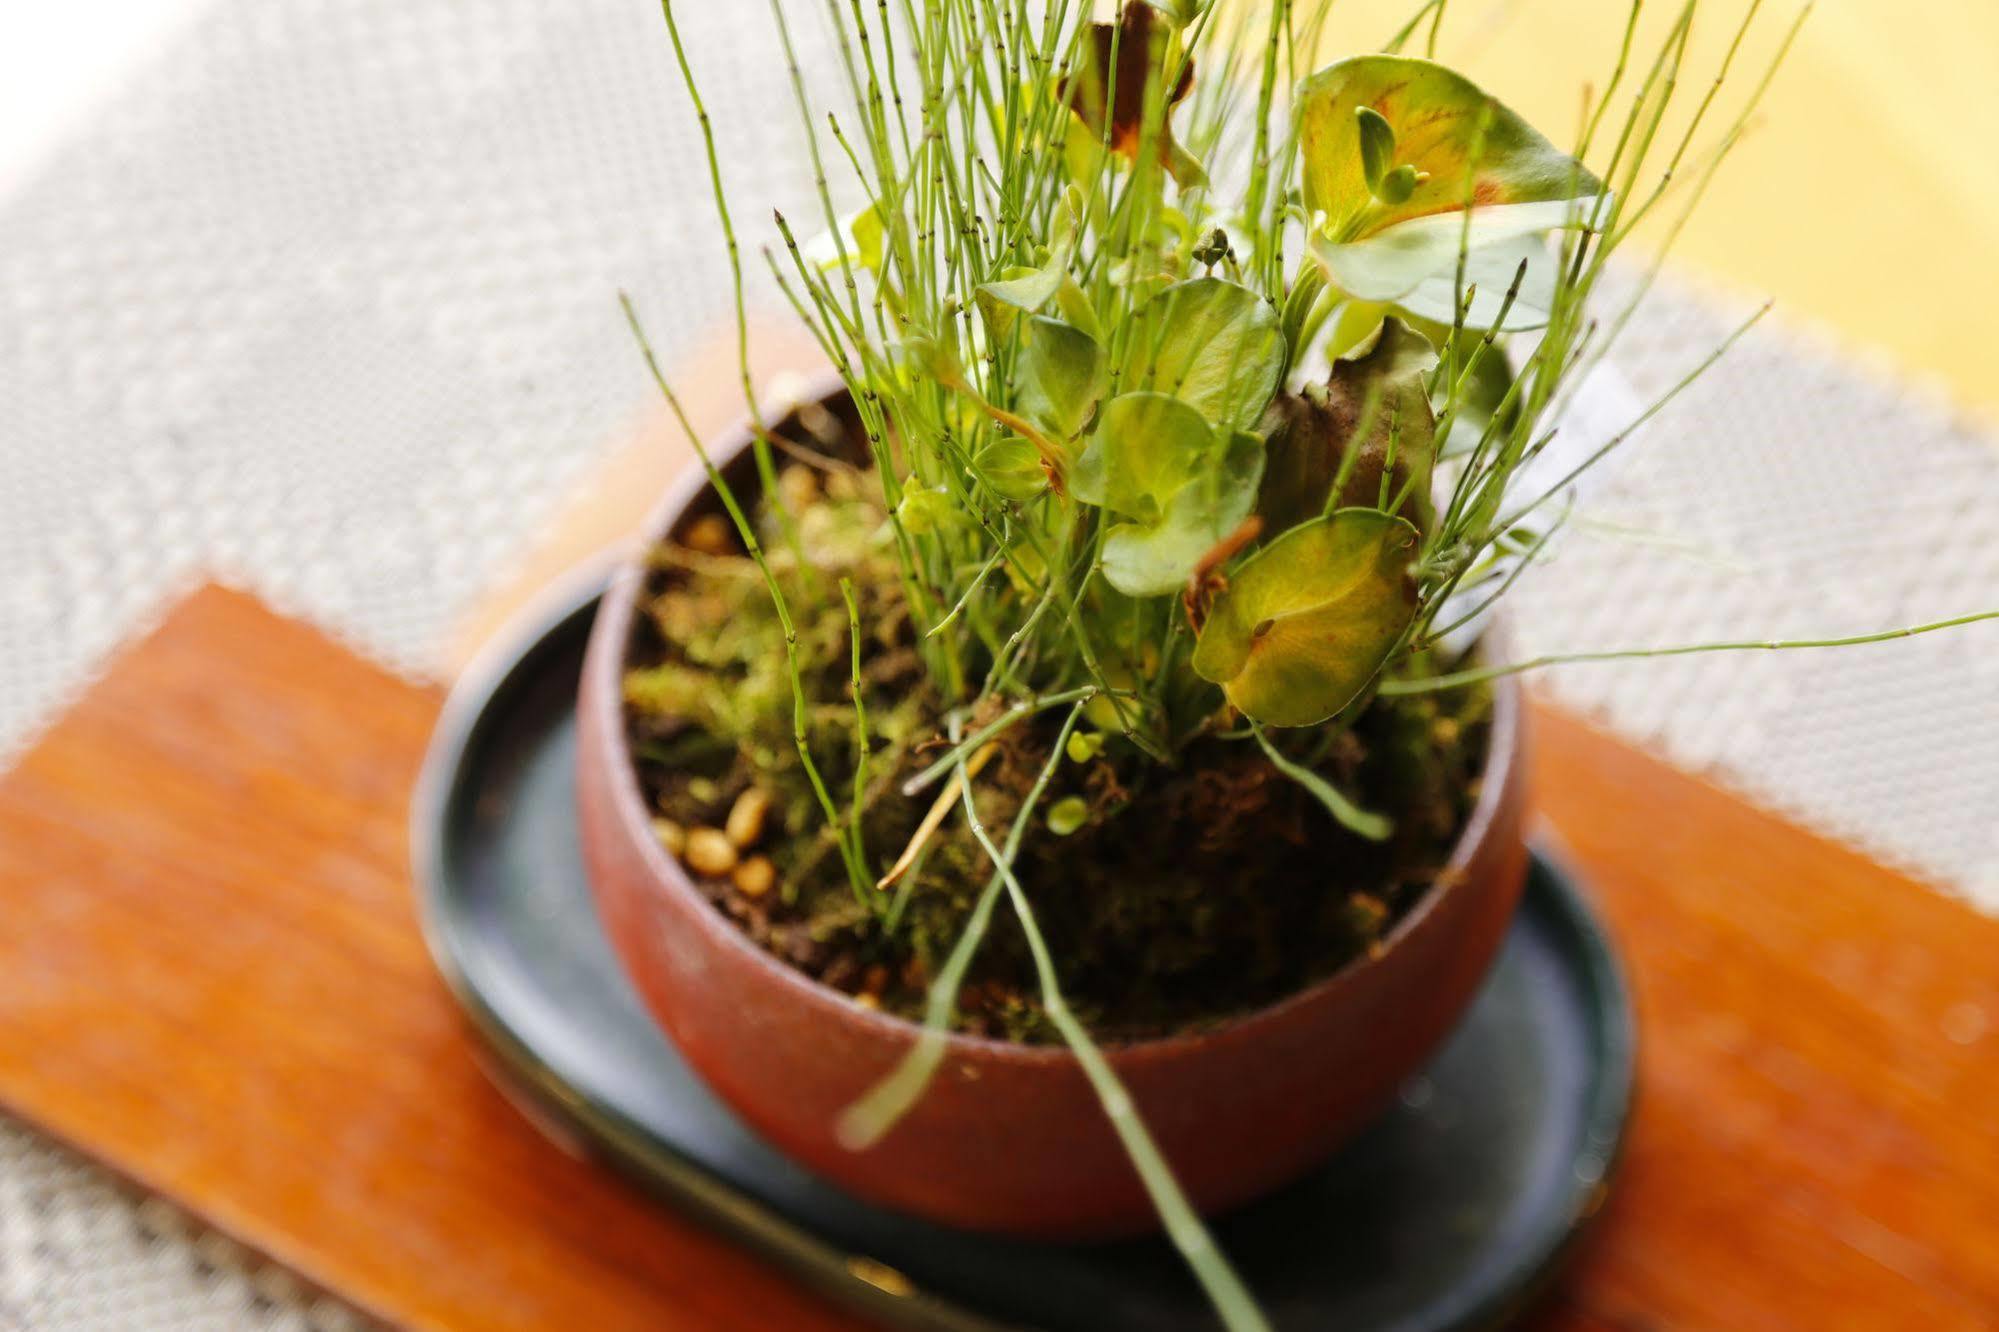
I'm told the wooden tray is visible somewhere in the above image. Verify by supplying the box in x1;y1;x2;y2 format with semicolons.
416;578;1633;1331
1;583;1995;1329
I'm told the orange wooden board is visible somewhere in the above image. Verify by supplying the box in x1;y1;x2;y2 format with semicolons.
0;587;865;1332
0;584;1994;1330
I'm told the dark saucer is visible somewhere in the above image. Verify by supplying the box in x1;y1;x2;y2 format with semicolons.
412;573;1634;1331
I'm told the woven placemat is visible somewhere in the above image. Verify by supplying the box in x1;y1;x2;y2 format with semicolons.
2;0;1995;1326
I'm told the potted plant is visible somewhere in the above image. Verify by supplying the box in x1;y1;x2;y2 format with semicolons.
573;3;1990;1327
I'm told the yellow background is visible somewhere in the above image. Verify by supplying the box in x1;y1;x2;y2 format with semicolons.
1305;1;1999;423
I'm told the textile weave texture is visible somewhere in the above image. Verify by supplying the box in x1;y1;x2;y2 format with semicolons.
2;0;1995;1326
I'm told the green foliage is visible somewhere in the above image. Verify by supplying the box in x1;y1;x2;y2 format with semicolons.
1297;56;1602;330
638;1;1826;1325
1045;795;1091;836
1191;509;1421;727
1123;278;1286;432
1298;55;1602;231
972;437;1049;503
1014;316;1108;442
1073;392;1264;596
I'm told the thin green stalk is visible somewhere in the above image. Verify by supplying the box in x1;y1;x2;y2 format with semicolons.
620;294;872;904
964;743;1272;1332
841;579;875;896
1243;0;1290;291
900;685;1105;797
1252;721;1391;841
656;0;807;572
1382;610;1999;696
836;702;1087;1149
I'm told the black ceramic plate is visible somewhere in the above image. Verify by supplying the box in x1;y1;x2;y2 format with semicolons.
412;573;1635;1332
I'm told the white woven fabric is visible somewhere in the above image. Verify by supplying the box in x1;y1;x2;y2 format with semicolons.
1;0;1995;1326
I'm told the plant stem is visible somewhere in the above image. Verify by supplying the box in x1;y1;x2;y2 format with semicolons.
656;0;808;574
1381;609;1999;696
1252;721;1391;841
960;738;1272;1332
620;295;874;903
836;702;1087;1150
900;685;1105;797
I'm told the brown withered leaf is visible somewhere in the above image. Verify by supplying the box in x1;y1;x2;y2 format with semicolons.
1255;319;1438;536
1062;5;1193;165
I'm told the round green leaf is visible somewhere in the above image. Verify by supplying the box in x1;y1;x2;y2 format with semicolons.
1123;277;1284;432
1102;427;1262;596
1191;508;1420;726
972;437;1047;502
1045;795;1090;836
895;480;959;535
1072;391;1209;516
976;263;1065;336
1014;315;1107;440
1074;393;1266;597
1065;730;1105;763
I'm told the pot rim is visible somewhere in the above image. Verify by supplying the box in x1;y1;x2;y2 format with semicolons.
584;376;1524;1068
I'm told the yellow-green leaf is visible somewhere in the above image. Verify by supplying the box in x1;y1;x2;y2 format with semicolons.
976;263;1064;335
1014;315;1107;440
1073;392;1265;597
903;331;966;391
895;479;960;535
1297;55;1602;242
1124;277;1284;432
803;202;886;275
1045;795;1090;836
1297;56;1600;331
1191;508;1420;726
972;437;1047;502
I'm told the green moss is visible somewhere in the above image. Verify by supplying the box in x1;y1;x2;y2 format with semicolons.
625;472;1490;1043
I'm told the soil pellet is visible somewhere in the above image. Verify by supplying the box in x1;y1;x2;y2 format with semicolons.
725;787;770;848
684;827;739;877
777;465;820;511
650;818;686;856
681;512;735;557
733;855;776;899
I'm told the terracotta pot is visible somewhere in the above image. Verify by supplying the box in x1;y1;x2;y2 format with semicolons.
577;391;1531;1240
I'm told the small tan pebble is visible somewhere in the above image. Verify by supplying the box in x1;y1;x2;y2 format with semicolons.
777;464;820;510
852;991;880;1010
732;854;776;898
797;399;840;444
1431;716;1461;747
725;786;771;848
681;512;735;556
650;818;686;856
683;827;739;877
1348;894;1389;934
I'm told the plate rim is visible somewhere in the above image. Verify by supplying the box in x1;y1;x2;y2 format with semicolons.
410;574;1636;1332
